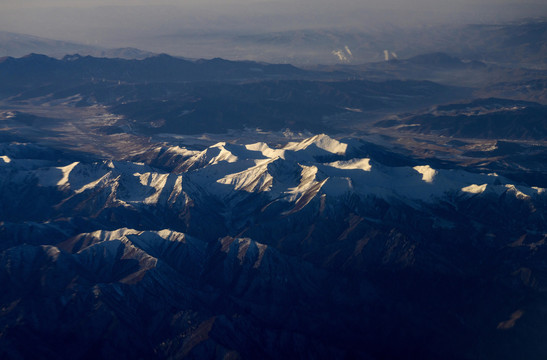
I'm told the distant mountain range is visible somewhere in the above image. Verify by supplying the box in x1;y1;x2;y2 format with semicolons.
376;98;547;140
0;53;306;85
2;18;547;67
0;53;468;135
0;31;155;59
161;18;547;66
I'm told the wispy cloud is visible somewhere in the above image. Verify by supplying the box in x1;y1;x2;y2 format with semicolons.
344;45;352;57
332;49;348;63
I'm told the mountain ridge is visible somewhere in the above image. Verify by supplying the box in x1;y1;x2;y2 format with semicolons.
1;133;546;359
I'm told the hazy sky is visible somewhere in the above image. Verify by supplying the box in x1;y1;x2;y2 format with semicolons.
0;0;545;55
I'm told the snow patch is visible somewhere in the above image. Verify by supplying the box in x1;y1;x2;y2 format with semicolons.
156;229;186;242
245;142;285;159
283;165;328;214
461;184;487;194
134;172;170;204
43;245;61;260
56;162;79;186
165;146;200;157
297;165;319;187
328;158;371;171
284;134;348;155
209;143;239;164
413;165;437;183
168;176;184;204
216;162;274;193
88;228;142;242
505;184;529;199
38;162;81;187
0;155;11;164
71;172;113;194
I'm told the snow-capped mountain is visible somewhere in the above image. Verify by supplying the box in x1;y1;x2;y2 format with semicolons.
2;134;542;213
1;134;546;359
1;16;547;359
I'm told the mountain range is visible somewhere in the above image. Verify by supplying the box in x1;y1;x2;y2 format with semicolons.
1;17;547;358
1;134;546;359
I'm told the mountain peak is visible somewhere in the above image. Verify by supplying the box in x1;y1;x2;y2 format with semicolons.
284;134;348;155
